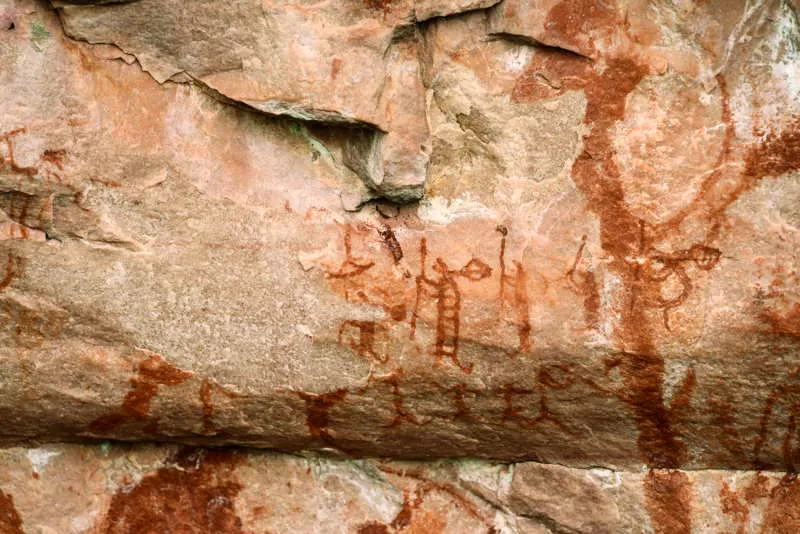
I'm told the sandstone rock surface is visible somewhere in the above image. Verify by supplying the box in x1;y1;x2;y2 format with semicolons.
0;442;799;533
0;0;799;530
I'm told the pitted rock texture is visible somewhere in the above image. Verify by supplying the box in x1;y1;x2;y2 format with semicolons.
0;442;799;534
1;0;800;528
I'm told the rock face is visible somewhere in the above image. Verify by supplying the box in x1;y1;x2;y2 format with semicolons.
1;442;800;534
0;0;799;531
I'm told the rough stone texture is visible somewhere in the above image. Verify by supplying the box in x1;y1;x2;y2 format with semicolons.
1;0;800;530
55;0;437;202
0;442;799;533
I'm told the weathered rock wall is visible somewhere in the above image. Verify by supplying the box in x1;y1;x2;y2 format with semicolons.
0;0;799;531
1;443;800;533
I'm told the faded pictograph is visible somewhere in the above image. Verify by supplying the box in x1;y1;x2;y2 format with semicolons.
1;127;80;188
0;128;76;347
338;320;390;364
410;237;492;373
316;222;521;374
629;220;721;331
289;190;735;465
496;225;531;357
753;365;800;472
86;349;248;438
0;125;123;237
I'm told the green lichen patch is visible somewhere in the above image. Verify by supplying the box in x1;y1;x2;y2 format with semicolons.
30;21;50;52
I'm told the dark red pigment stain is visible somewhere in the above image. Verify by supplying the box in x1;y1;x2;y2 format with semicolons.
497;226;532;356
566;235;601;330
745;116;800;182
0;253;23;291
540;0;618;58
1;128;37;179
498;365;578;435
760;474;800;533
100;447;243;534
88;353;193;434
549;34;797;534
200;378;217;434
199;378;248;436
719;473;770;534
531;0;696;528
761;303;800;338
326;230;374;279
0;490;24;534
719;482;751;531
707;396;748;463
1;127;119;224
650;84;800;247
357;522;390;534
433;382;482;422
509;6;800;533
644;470;692;534
1;128;73;186
718;473;800;533
410;238;492;373
512;47;593;103
0;191;54;236
296;388;349;446
365;466;499;533
376;370;426;428
567;54;690;468
363;0;395;11
569;55;694;529
377;224;403;263
351;369;426;429
338;320;391;364
753;366;800;472
635;241;721;331
331;57;343;81
39;149;66;170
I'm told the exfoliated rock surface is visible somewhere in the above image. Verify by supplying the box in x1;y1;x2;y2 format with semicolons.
0;442;799;533
1;0;799;514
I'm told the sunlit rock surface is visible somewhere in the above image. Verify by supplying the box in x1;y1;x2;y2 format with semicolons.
0;0;799;531
1;443;799;533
